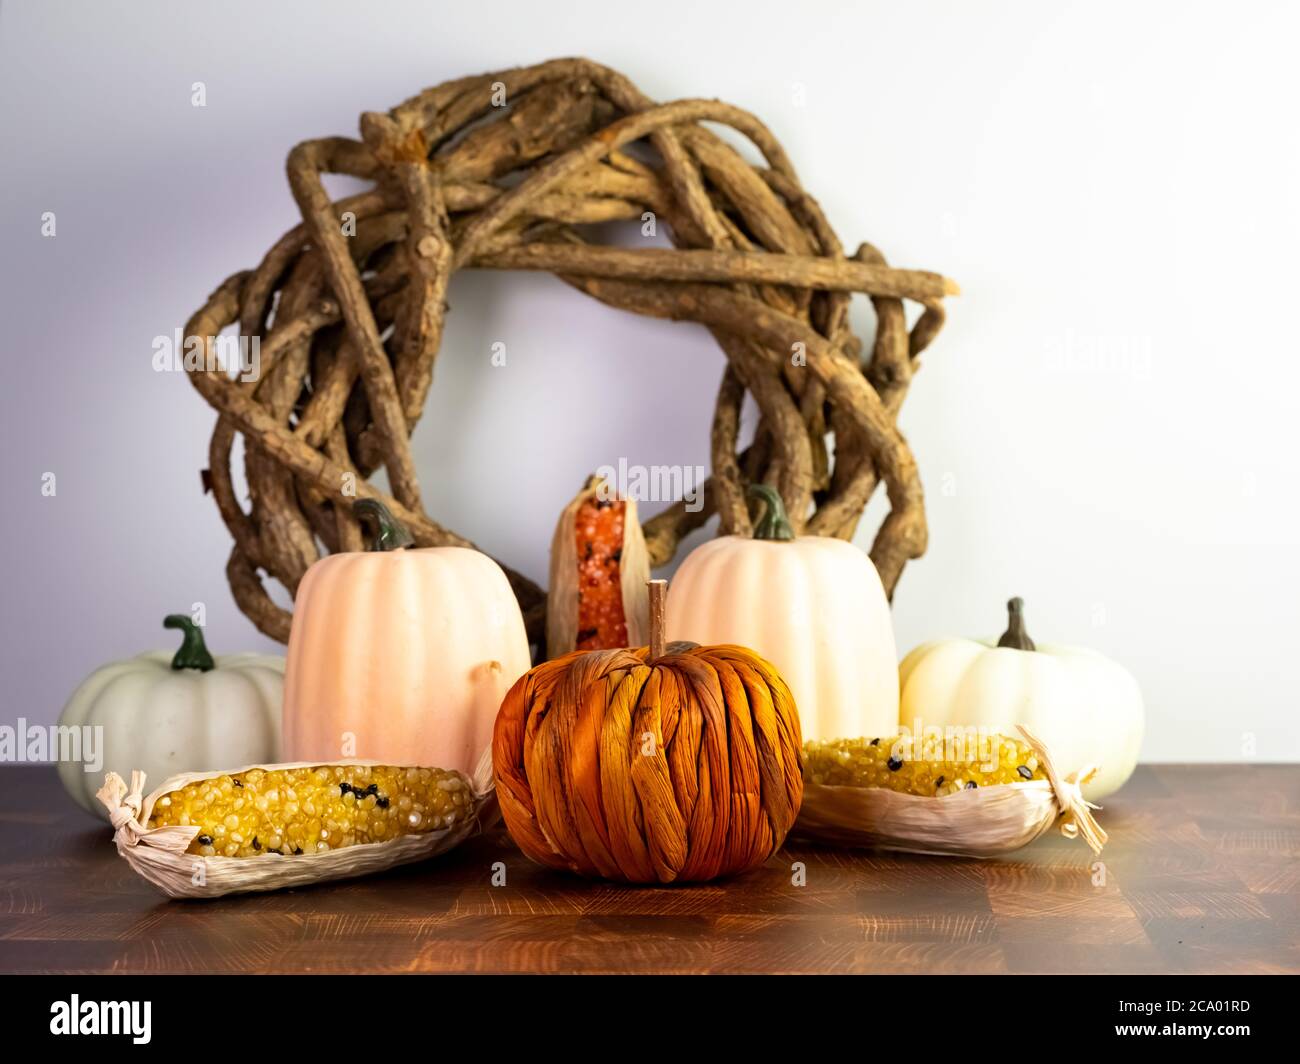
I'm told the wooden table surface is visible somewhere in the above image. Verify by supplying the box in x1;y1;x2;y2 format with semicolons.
0;764;1295;974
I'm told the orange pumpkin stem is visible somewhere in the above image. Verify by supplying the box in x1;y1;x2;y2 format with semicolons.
647;579;667;662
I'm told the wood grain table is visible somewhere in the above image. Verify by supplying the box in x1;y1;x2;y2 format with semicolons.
0;764;1295;974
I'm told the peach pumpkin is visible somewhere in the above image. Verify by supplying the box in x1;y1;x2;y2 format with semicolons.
283;499;531;776
665;485;899;743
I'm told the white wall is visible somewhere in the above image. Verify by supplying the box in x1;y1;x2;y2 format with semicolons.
2;0;1296;761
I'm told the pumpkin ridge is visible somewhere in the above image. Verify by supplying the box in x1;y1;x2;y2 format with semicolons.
798;541;834;742
665;655;721;882
599;664;656;881
567;673;621;878
526;675;591;874
493;676;557;866
358;552;397;760
289;553;358;759
394;549;435;762
660;664;701;837
720;656;773;870
629;668;690;882
728;654;801;845
708;657;752;873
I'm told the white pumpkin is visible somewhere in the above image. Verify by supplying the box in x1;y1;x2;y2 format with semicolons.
57;615;283;816
665;484;899;742
899;597;1144;800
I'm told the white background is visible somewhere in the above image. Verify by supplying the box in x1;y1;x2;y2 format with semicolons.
1;0;1296;761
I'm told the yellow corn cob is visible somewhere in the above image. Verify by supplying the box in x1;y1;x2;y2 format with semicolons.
804;734;1046;796
145;764;472;858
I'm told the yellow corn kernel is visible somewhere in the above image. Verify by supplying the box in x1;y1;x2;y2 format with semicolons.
803;734;1047;795
146;764;472;857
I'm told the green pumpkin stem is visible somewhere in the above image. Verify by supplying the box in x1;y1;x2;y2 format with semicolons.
164;614;216;672
353;498;415;552
746;483;795;542
997;597;1037;652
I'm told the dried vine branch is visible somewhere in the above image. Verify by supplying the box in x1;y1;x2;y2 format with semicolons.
180;58;958;649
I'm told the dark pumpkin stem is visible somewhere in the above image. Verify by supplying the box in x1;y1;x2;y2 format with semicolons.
164;614;215;672
747;483;795;541
353;498;415;552
997;597;1036;652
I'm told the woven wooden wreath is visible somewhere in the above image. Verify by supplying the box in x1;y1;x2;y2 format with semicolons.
181;58;958;651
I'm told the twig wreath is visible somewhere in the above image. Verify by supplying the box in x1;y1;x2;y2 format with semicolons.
181;58;958;651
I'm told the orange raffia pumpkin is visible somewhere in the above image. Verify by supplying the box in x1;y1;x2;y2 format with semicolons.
283;499;531;777
493;581;804;883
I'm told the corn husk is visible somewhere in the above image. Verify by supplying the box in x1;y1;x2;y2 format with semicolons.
96;749;496;899
546;473;649;656
793;727;1107;858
